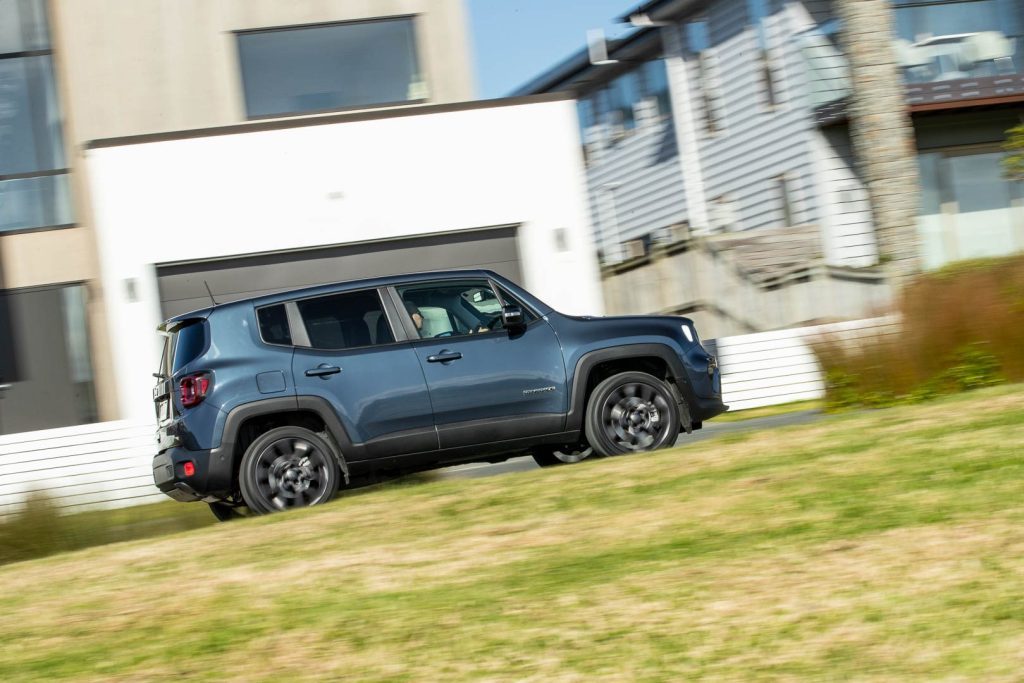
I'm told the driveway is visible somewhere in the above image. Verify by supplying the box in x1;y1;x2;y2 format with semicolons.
435;409;824;481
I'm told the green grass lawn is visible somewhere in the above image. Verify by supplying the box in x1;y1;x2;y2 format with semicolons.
2;386;1024;680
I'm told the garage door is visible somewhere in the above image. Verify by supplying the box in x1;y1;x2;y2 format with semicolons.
156;226;522;317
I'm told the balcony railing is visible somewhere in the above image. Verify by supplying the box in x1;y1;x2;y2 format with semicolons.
798;28;1024;121
899;33;1023;86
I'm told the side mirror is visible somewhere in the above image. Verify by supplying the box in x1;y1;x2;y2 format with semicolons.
502;304;525;329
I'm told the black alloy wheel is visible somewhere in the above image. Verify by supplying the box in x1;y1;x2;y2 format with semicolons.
584;371;681;457
532;441;596;467
238;427;341;515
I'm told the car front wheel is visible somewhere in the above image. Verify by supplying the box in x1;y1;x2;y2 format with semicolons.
238;426;341;515
584;371;680;457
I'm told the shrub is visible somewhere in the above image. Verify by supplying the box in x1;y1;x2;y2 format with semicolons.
0;496;214;566
813;255;1024;409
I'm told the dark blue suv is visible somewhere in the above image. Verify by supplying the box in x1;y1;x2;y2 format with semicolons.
152;270;726;518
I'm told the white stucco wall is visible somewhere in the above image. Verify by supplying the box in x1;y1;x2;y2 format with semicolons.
85;98;602;421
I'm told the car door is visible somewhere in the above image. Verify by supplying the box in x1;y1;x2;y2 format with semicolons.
288;287;438;460
389;279;568;449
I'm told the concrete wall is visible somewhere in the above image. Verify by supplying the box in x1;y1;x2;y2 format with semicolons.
85;98;602;422
601;241;892;339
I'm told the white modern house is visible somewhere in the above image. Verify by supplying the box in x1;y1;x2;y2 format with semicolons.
86;95;604;424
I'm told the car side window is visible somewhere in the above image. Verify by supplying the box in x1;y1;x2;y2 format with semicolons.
295;289;395;350
397;280;506;339
257;304;292;346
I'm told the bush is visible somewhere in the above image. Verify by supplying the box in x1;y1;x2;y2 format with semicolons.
813;255;1024;410
0;496;215;566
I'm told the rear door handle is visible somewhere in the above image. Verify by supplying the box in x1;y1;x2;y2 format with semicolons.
305;365;341;378
426;351;463;363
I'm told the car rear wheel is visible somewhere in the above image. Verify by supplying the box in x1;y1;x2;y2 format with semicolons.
532;441;595;467
238;426;341;515
584;371;680;457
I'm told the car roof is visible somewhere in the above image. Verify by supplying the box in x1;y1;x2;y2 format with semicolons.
161;269;507;325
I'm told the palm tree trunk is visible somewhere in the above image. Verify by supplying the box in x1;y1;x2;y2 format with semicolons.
837;0;922;284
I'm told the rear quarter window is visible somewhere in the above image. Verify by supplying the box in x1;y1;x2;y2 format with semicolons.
257;304;292;346
172;321;207;372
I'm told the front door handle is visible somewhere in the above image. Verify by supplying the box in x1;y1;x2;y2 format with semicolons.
426;350;463;363
305;365;341;378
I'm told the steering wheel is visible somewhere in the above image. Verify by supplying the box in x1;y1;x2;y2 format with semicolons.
480;314;504;332
433;331;454;338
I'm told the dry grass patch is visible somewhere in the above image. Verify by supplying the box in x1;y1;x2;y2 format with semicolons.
1;385;1023;680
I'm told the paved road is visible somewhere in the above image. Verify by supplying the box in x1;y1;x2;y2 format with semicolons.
435;410;824;481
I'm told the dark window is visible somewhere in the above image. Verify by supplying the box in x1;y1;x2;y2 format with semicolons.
640;59;672;120
237;17;424;119
779;175;796;227
746;0;779;107
0;289;19;383
257;304;292;346
686;20;722;132
0;283;97;435
606;69;640;136
172;321;207;372
296;290;394;350
0;0;73;232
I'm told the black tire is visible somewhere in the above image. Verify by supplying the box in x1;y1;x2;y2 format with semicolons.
584;371;680;457
532;441;595;467
238;426;341;515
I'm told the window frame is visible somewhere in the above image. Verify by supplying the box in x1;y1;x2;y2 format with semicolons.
233;14;427;121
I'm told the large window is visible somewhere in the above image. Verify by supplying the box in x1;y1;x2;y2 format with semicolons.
0;0;73;233
916;147;1024;269
576;58;673;157
237;17;426;119
0;283;97;434
893;0;1024;83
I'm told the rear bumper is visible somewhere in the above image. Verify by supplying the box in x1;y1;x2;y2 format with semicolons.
153;445;232;502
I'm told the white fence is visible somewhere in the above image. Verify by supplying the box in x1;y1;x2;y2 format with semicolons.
0;420;163;519
0;317;894;518
717;316;895;410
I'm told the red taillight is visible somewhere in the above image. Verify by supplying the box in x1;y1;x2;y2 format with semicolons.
182;461;196;477
179;373;211;408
